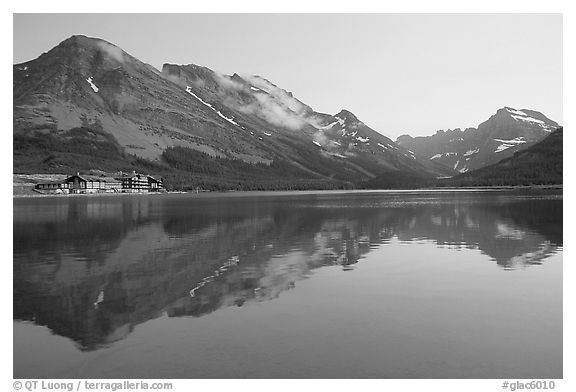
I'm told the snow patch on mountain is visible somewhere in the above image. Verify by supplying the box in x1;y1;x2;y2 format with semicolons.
495;144;515;153
431;152;458;159
506;108;527;116
316;120;339;130
454;160;467;173
86;77;99;93
216;111;239;125
494;137;526;145
504;107;555;131
334;117;345;126
356;136;370;143
464;149;479;156
511;115;545;125
93;290;104;308
186;86;239;126
494;137;526;152
186;86;213;108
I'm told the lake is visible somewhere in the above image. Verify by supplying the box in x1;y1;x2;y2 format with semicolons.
13;190;563;379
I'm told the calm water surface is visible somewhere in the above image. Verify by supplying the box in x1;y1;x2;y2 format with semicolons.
13;190;563;378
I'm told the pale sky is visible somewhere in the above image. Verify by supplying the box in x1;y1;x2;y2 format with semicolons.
13;13;562;139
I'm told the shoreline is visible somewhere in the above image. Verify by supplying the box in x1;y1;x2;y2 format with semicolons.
12;191;177;199
13;184;563;198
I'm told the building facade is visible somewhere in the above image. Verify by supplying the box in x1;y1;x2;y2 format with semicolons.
34;172;164;194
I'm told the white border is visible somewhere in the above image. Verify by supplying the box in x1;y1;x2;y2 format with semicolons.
3;2;572;391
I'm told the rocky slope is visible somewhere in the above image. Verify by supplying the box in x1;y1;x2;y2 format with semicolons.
442;128;563;186
396;107;560;173
14;35;453;190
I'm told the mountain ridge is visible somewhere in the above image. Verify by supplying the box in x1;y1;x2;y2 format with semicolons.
396;106;559;173
439;127;563;187
13;34;560;190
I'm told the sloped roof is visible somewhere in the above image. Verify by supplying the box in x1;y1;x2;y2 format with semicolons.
87;176;120;182
65;174;88;182
65;175;121;182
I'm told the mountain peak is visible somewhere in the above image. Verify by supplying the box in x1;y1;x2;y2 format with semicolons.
497;106;525;116
489;107;559;130
496;106;546;119
56;35;118;51
30;34;130;69
334;109;358;122
62;34;99;43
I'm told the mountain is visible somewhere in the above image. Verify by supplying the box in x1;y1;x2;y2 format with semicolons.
396;107;560;173
13;35;452;190
440;128;562;186
161;62;453;178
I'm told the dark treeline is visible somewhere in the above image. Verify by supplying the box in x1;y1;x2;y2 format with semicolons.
361;171;428;189
161;146;353;191
435;128;563;187
14;125;562;192
14;129;353;191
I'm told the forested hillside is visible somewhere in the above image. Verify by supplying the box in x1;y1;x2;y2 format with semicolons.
438;128;562;187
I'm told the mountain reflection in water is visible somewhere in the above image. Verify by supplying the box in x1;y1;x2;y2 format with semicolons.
13;191;562;352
